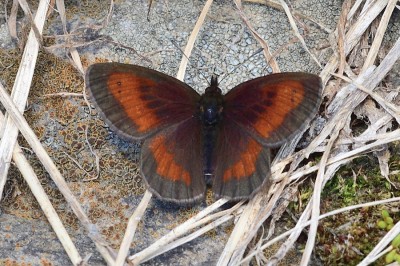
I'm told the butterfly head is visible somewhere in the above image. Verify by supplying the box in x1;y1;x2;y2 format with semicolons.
199;75;224;126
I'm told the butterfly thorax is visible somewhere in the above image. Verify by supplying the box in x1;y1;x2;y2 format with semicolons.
198;76;224;126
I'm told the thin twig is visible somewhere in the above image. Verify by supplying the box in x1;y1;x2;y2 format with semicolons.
0;0;49;201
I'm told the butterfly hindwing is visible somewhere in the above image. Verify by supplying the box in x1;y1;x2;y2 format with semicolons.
85;63;200;140
224;72;322;147
141;118;206;203
211;120;271;200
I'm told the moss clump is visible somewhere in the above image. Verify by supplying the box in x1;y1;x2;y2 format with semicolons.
315;147;400;265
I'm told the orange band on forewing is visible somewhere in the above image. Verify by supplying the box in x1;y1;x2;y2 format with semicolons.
223;138;263;181
254;81;305;138
149;134;191;185
107;72;160;133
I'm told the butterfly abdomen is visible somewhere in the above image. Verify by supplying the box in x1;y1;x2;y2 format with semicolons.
203;124;218;184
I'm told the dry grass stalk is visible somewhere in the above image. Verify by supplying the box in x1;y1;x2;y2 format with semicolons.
12;148;83;265
300;42;399;266
277;0;322;68
17;0;43;45
55;0;84;74
176;0;213;81
337;0;352;75
244;0;332;33
0;0;49;201
333;73;400;123
233;0;280;73
116;190;152;266
129;198;232;263
301;128;339;265
1;1;122;264
133;210;237;264
361;0;397;72
83;126;101;181
7;0;19;41
42;92;84;97
218;179;288;265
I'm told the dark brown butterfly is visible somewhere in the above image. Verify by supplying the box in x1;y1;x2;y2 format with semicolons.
85;63;322;204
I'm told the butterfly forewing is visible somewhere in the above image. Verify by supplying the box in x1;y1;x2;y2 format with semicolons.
224;72;322;147
85;63;200;140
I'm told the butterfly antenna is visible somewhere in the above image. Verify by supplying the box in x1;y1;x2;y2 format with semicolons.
170;39;211;85
218;47;264;84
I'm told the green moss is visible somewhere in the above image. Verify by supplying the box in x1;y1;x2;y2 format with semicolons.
315;144;400;265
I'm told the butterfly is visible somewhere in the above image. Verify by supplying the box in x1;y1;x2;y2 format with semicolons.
85;63;322;204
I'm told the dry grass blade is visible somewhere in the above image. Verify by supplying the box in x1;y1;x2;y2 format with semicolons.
7;0;19;41
115;190;152;266
361;0;397;72
218;180;286;265
277;0;321;68
42;92;84;97
332;73;400;124
345;0;389;52
233;0;280;73
337;0;352;74
362;36;400;90
129;198;229;264
244;129;400;264
55;0;84;75
13;151;83;265
147;215;235;262
103;0;114;28
0;83;118;264
298;33;400;266
308;16;398;162
297;129;400;181
17;0;43;45
347;0;364;20
301;35;398;262
266;200;312;266
244;0;332;33
136;210;239;264
176;0;213;81
301;129;339;265
0;0;49;202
